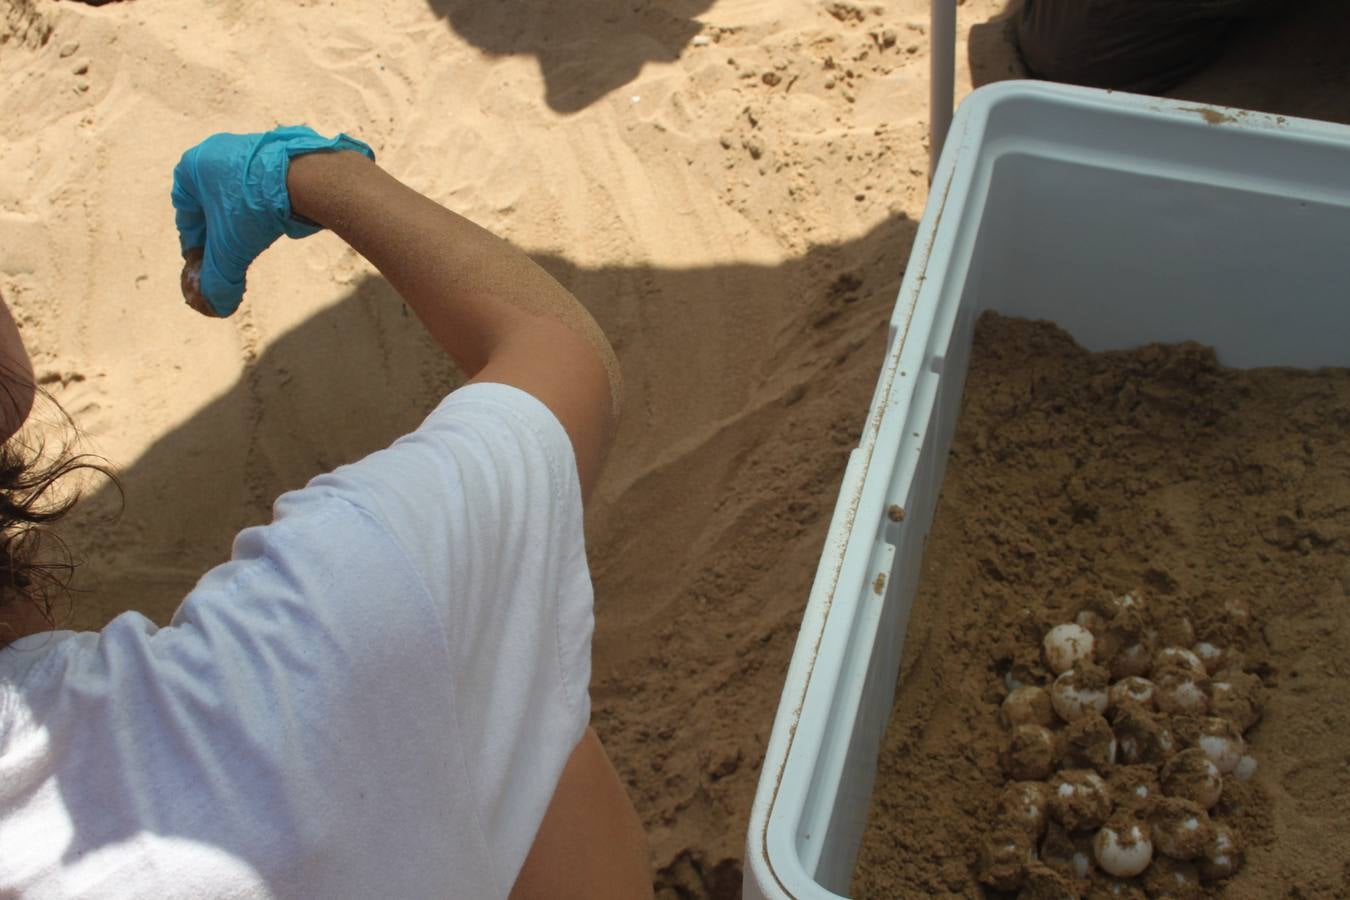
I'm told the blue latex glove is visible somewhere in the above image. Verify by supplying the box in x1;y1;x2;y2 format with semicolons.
171;125;375;317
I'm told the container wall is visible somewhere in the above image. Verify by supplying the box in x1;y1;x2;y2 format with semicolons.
793;217;987;894
969;105;1350;368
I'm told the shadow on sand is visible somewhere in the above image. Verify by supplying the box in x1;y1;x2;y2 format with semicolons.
424;0;715;114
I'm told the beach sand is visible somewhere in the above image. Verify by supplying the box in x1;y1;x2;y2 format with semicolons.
2;0;1347;895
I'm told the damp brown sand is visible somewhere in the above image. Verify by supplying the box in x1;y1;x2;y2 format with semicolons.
852;313;1350;898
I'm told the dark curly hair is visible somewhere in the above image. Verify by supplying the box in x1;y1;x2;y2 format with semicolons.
0;376;118;637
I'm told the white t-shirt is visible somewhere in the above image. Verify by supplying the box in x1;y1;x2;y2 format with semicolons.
0;383;595;899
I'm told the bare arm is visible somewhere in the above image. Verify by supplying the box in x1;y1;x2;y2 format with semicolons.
286;151;620;499
511;729;654;899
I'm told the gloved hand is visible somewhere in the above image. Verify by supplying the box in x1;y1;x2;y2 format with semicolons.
170;125;375;317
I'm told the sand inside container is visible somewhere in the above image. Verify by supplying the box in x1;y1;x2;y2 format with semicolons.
853;314;1350;898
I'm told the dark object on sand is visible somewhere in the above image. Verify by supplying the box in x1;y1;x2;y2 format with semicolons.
1015;0;1284;94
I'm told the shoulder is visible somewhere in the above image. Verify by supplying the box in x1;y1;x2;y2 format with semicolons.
411;381;578;480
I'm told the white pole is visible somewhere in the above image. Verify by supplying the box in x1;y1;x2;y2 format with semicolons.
929;0;957;176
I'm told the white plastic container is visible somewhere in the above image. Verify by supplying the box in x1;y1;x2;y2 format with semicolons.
743;80;1350;899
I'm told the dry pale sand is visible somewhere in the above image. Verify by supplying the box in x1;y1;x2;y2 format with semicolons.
2;0;1348;896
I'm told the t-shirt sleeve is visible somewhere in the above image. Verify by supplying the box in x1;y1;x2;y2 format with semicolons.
290;381;594;868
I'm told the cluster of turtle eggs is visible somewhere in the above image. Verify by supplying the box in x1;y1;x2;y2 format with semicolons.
980;593;1262;896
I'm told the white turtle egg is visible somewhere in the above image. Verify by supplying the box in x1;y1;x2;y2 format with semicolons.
1044;623;1095;674
1093;820;1153;878
1002;686;1057;729
1161;748;1223;809
1191;641;1227;674
1196;718;1245;774
1109;639;1155;680
1076;609;1106;634
1154;647;1206;677
1051;669;1110;722
1116;593;1146;614
1149;799;1214;861
1108;676;1156;709
1198;823;1243;880
1155;668;1210;715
